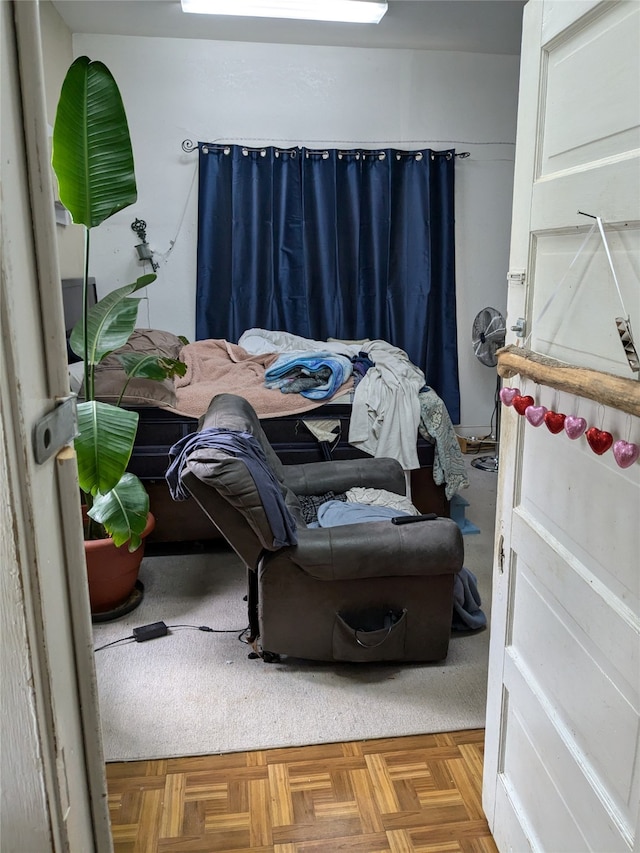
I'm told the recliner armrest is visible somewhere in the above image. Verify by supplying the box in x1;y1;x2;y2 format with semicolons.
278;516;463;581
282;457;405;497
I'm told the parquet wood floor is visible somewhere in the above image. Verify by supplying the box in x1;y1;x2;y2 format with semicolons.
106;728;497;853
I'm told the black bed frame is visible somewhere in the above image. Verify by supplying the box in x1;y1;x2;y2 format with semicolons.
127;403;448;543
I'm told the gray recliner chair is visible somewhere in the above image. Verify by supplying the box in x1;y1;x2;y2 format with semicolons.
178;393;464;663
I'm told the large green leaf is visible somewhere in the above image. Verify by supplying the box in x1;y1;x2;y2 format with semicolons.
52;56;137;228
89;473;150;551
116;352;187;381
69;274;156;366
75;401;139;496
113;352;187;405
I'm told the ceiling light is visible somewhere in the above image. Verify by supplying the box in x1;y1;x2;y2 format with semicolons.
180;0;388;25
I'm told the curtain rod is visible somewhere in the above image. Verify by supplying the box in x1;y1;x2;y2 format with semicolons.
181;139;470;158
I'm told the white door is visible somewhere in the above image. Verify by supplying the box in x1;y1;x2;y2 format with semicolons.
1;2;110;850
484;1;640;851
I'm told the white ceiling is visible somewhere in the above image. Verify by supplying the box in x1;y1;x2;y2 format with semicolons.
51;0;526;55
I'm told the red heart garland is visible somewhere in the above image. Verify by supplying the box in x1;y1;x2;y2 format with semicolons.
513;395;534;416
544;411;566;434
585;427;613;455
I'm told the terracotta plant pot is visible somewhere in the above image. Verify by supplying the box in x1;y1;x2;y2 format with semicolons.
84;512;155;615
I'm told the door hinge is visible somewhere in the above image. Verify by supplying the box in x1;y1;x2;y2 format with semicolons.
507;269;526;285
33;395;78;465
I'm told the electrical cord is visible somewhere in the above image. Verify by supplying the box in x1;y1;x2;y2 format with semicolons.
470;380;500;452
94;623;248;652
474;404;498;448
166;624;243;633
237;627;253;645
94;635;135;652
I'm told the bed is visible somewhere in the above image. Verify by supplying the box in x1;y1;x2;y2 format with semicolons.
77;327;468;543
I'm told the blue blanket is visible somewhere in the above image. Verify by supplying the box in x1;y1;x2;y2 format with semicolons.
452;567;486;632
264;351;353;400
310;501;402;527
165;428;297;548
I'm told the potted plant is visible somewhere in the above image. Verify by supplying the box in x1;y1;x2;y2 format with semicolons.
52;56;184;616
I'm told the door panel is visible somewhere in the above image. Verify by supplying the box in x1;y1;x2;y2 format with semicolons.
484;2;640;851
540;3;640;174
501;657;631;851
520;421;639;597
531;230;640;372
531;161;640;230
510;527;638;801
512;510;638;695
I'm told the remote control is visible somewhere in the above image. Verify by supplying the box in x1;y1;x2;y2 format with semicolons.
391;513;437;525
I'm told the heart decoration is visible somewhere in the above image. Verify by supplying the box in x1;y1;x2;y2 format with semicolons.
525;405;548;427
513;395;534;416
564;415;587;440
500;387;520;406
612;440;640;469
585;427;613;456
544;411;566;434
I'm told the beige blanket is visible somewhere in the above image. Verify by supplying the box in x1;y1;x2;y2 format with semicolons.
173;339;353;419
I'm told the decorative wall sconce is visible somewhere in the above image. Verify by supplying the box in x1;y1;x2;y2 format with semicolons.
131;218;159;272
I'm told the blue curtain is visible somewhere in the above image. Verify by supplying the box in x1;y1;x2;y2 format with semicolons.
196;144;460;423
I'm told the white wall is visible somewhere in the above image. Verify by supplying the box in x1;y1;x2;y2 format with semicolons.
72;32;520;431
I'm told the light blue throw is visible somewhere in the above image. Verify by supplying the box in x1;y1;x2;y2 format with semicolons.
264;351;353;400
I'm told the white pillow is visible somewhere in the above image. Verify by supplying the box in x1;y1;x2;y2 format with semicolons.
345;486;420;515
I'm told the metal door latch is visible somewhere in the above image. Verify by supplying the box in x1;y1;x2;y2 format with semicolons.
33;395;78;465
510;317;526;338
507;269;526;285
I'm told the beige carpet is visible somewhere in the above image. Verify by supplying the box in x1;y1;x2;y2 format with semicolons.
93;457;496;762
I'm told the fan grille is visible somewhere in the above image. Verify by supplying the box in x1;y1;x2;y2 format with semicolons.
472;307;506;367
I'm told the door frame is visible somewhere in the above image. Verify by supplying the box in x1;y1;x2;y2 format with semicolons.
2;1;110;849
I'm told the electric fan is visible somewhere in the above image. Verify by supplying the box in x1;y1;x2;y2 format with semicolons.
470;307;506;472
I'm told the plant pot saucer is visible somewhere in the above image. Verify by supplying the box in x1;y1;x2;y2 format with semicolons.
91;580;144;624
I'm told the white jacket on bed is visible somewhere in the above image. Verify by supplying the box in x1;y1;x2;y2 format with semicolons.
348;340;425;471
